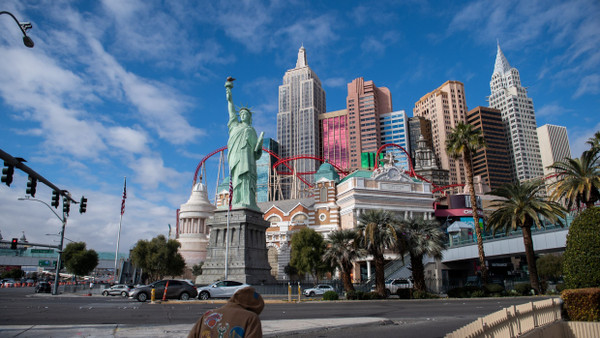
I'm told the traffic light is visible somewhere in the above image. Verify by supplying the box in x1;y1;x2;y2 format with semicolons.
63;196;70;216
26;176;37;197
1;163;14;187
79;196;87;214
51;190;60;208
11;238;18;250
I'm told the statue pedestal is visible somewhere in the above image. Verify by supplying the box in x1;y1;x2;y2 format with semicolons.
197;208;275;285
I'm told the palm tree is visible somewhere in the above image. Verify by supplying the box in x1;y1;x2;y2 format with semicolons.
323;229;364;293
548;148;600;210
397;218;446;292
446;122;488;283
356;209;398;297
486;180;566;294
586;131;600;150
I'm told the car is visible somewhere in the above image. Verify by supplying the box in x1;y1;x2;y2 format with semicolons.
303;284;335;297
2;279;15;288
129;280;197;302
35;281;51;293
102;284;132;297
197;281;250;300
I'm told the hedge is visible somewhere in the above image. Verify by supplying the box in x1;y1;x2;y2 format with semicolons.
561;288;600;321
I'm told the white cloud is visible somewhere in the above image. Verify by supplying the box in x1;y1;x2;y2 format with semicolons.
536;103;569;117
277;15;338;49
574;74;600;98
129;156;186;190
324;77;348;88
106;127;149;154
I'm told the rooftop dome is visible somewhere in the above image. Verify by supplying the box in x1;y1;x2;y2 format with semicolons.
315;162;340;183
179;182;216;217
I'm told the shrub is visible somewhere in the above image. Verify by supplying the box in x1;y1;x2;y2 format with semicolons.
365;291;383;300
563;207;600;289
355;291;365;300
556;283;566;293
484;283;505;295
471;290;487;298
345;290;357;300
514;283;532;296
397;288;411;299
447;286;484;298
322;291;339;301
561;288;600;321
412;290;439;299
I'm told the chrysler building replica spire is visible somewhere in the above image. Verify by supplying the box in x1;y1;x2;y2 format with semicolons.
277;46;326;198
488;43;543;182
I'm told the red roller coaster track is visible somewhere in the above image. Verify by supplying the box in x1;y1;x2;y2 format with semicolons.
193;143;472;194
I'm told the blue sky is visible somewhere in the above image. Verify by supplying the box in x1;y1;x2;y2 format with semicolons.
1;0;598;254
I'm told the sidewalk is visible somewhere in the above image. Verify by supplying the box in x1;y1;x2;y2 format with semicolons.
0;317;387;337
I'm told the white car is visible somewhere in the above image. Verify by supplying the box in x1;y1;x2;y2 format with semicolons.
372;279;414;297
197;281;250;300
102;284;132;297
303;284;335;297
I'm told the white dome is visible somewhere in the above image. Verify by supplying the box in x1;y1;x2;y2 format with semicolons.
179;183;216;218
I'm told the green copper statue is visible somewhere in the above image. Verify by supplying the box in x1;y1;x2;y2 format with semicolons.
226;77;264;211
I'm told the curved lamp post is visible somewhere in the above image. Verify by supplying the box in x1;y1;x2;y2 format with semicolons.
18;197;67;295
1;11;34;48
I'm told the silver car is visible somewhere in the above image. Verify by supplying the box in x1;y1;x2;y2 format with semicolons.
197;281;250;300
303;284;335;297
102;284;131;297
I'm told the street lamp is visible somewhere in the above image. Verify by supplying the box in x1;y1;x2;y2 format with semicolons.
0;11;34;48
18;196;67;295
45;233;75;243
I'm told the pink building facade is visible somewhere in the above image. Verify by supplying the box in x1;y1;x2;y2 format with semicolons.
319;109;349;170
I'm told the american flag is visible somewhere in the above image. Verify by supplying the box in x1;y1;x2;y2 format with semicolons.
228;177;233;211
121;178;127;215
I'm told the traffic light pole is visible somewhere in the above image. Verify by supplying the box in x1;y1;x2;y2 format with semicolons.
17;197;68;295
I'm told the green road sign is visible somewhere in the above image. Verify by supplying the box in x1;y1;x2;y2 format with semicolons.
31;249;55;254
38;260;52;267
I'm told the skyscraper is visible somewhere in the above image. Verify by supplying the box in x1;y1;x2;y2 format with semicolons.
537;124;572;178
488;43;544;182
319;109;349;171
347;77;392;170
256;137;280;202
408;116;433;166
413;80;468;187
380;110;410;171
277;46;326;197
467;106;513;190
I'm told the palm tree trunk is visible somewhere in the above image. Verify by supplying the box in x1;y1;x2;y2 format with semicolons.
342;264;355;292
522;226;540;294
374;254;386;297
463;151;488;284
410;253;426;292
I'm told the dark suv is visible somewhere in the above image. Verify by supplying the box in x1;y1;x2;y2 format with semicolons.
129;280;197;302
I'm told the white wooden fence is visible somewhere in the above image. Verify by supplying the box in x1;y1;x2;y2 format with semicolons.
445;298;562;338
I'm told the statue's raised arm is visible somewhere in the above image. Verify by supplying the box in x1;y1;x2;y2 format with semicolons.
225;77;236;124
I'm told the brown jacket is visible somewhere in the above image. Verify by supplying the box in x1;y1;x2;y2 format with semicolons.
188;287;264;338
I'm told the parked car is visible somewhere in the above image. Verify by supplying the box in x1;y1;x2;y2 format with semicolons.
102;284;131;297
385;279;413;297
129;280;197;302
1;279;15;287
35;281;51;293
303;284;335;297
197;281;250;300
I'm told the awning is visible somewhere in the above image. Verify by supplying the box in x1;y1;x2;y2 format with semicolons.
447;221;473;233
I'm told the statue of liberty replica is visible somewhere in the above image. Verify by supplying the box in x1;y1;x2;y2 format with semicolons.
226;77;264;211
197;77;273;285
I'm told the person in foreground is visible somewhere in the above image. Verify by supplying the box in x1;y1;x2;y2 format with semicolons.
188;287;264;338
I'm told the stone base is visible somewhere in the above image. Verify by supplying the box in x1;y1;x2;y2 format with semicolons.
197;208;275;285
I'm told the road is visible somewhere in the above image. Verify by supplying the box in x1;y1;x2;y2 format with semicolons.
0;288;549;337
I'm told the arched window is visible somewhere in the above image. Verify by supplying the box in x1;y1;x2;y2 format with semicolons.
292;213;308;223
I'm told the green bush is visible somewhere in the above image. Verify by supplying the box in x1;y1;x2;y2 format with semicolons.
514;283;532;296
471;290;487;298
561;288;600;321
563;207;600;289
365;291;383;300
556;283;566;293
412;290;439;299
484;283;505;295
322;291;339;301
397;288;411;299
345;290;357;300
447;286;484;298
355;291;365;300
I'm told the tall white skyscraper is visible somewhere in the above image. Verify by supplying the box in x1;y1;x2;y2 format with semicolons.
380;110;410;171
537;124;572;178
488;43;544;182
277;46;326;198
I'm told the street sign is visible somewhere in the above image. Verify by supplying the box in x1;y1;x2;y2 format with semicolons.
31;249;54;254
38;260;52;267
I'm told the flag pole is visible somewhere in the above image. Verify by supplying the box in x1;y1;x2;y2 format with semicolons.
114;177;126;283
225;176;232;280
